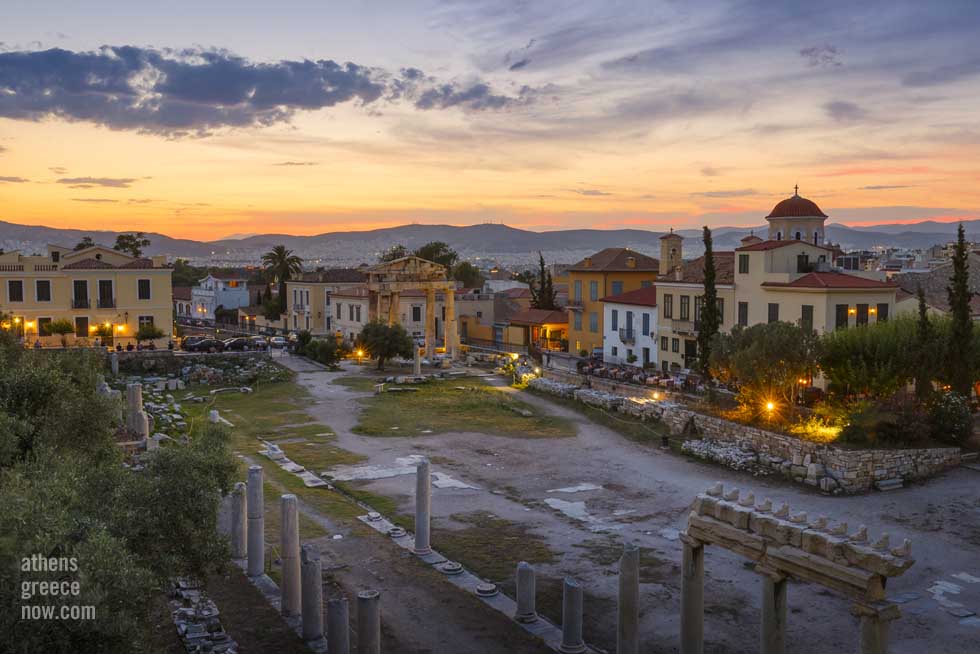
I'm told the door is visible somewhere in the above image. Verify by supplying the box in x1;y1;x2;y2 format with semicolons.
73;280;89;308
98;280;113;308
684;339;698;368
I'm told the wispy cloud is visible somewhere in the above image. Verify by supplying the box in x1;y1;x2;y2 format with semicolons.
823;100;868;123
569;188;612;196
48;166;67;174
817;166;931;177
57;176;136;188
273;161;318;167
800;44;842;68
0;175;29;183
859;185;914;190
693;189;758;198
71;198;118;203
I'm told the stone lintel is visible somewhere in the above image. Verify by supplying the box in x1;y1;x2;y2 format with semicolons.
851;601;901;622
765;545;883;601
678;529;704;549
687;514;765;561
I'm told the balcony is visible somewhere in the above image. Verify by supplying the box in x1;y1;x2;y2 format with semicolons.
293;303;308;313
72;298;90;309
534;338;566;352
671;319;699;335
0;264;24;272
98;297;116;309
618;328;636;344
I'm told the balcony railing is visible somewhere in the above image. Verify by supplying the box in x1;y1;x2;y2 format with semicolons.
0;264;24;272
98;297;116;308
72;298;90;309
618;328;636;344
534;338;566;351
293;303;308;313
671;319;699;335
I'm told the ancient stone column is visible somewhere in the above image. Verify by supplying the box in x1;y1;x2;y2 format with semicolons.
209;409;220;424
387;292;400;326
515;561;537;623
327;597;351;654
559;577;586;654
680;535;704;654
110;351;119;376
445;287;457;359
413;344;422;376
301;545;323;641
413;458;432;555
424;288;436;359
760;572;787;654
853;603;898;654
230;481;247;559
280;493;301;617
126;383;150;439
357;590;381;654
247;465;265;577
617;543;640;654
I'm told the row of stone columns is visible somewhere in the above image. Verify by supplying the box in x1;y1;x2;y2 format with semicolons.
232;465;381;652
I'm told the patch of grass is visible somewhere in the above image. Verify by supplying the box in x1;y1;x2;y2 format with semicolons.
334;375;384;392
503;575;616;652
572;538;679;583
353;380;575;438
525;387;667;445
262;480;329;543
280;441;366;473
432;511;556;582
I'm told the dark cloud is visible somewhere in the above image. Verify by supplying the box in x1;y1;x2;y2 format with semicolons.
569;188;612;196
0;175;29;182
273;161;318;166
508;59;530;71
0;46;531;136
800;45;842;68
72;198;117;203
57;176;136;188
823;100;868;122
693;189;758;198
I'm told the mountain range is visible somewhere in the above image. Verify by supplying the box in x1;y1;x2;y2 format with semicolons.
3;219;979;267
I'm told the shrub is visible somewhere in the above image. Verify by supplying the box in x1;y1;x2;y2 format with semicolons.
928;391;973;444
837;395;930;447
294;330;313;355
135;324;164;343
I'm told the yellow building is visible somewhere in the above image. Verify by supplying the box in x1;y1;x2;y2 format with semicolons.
566;247;659;356
0;244;173;347
283;269;368;335
656;191;897;371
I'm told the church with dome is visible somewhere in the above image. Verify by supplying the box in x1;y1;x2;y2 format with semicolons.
651;189;900;372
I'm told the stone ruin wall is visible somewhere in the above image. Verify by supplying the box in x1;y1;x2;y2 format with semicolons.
537;369;960;493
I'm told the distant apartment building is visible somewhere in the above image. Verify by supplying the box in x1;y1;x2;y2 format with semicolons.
191;273;249;320
0;244;173;347
656;191;898;371
600;286;658;367
566;247;659;356
330;288;448;343
283;269;367;335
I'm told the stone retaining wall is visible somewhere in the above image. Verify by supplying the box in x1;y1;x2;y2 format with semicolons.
537;370;961;494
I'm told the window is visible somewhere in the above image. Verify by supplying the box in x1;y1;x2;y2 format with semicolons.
574;312;582;330
589;312;598;332
856;304;869;326
835;304;849;330
73;280;88;307
35;280;51;302
611;346;618;357
412;306;422;322
642;347;650;365
640;280;652;288
796;254;810;273
801;305;813;332
738;302;748;326
679;295;690;321
642;313;650;336
7;280;23;302
74;317;88;337
611;309;619;332
349;305;355;321
476;311;483;318
355;305;362;322
589;281;599;302
138;315;154;327
663;294;673;318
611;281;624;296
51;251;60;263
660;336;668;351
38;317;52;336
573;280;582;302
738;254;749;274
767;303;779;323
671;338;679;353
336;303;342;319
98;280;113;308
795;231;801;240
876;303;889;322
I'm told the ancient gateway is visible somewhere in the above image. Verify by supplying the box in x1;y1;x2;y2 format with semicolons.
364;256;459;359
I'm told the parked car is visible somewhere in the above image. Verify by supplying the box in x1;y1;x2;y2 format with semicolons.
248;336;268;350
222;337;251;351
183;338;225;353
269;336;287;349
181;335;207;350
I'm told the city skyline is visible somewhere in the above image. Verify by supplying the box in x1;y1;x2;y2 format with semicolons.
2;1;980;239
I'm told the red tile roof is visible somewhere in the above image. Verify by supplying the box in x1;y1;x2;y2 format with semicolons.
761;272;897;290
61;258;115;270
600;286;658;307
766;193;827;218
736;239;833;252
661;252;736;285
500;287;532;298
568;247;659;272
172;286;192;300
118;258;154;269
508;308;568;325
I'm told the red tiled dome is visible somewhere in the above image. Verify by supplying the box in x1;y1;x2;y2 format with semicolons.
766;191;827;218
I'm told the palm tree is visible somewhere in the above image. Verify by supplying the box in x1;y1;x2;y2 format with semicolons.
261;245;304;313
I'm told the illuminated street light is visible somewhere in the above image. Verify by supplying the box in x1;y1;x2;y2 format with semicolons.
766;401;775;412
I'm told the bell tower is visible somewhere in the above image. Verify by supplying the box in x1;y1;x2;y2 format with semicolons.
659;229;683;276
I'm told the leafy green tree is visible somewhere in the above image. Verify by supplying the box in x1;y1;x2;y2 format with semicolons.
451;261;484;288
696;226;720;379
946;223;974;395
529;252;558;310
261;245;303;313
73;236;96;251
48;318;75;347
306;338;344;367
358;320;414;370
171;258;207;286
414;241;458;268
262;296;283;321
113;232;151;258
378;244;408;262
915;286;937;401
819;317;917;398
135;324;165;343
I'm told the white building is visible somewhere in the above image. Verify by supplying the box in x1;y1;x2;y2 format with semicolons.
331;288;448;344
600;286;659;367
191;273;249;320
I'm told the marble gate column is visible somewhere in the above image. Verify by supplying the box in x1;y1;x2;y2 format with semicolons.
445;287;458;359
853;603;899;654
680;534;705;654
387;292;400;325
760;570;787;654
424;288;436;359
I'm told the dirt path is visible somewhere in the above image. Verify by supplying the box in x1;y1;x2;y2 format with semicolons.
280;356;980;653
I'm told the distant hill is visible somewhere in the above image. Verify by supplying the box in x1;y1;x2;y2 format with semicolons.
3;218;980;266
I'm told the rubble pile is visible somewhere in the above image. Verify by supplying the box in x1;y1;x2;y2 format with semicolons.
169;578;238;653
527;377;579;398
681;439;770;474
181;356;290;386
572;388;624;410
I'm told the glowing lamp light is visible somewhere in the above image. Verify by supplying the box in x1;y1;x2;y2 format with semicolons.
25;321;34;329
848;307;857;315
89;325;97;332
652;391;661;400
13;317;21;324
510;352;519;360
534;367;541;375
765;401;775;412
116;325;125;333
356;349;364;357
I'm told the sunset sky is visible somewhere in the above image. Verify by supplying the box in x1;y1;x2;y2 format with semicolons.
1;1;979;240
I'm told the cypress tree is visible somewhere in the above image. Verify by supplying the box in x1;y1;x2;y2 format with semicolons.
697;226;720;379
946;224;974;395
914;285;934;401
